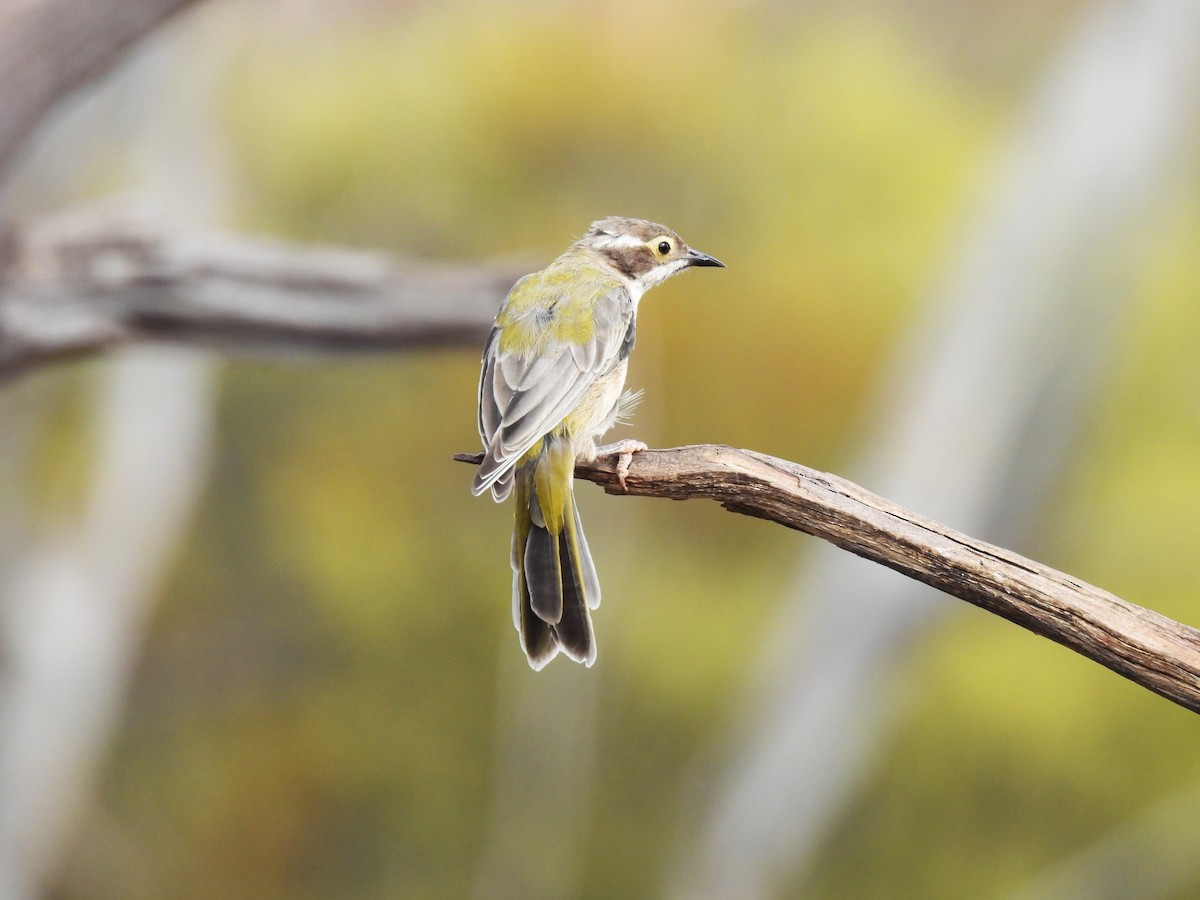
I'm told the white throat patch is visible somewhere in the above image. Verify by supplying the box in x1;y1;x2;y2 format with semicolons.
637;257;689;290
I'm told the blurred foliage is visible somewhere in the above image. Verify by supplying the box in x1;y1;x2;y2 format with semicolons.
224;3;998;469
23;0;1200;898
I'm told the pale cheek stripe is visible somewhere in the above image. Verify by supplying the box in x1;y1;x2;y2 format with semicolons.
591;234;646;250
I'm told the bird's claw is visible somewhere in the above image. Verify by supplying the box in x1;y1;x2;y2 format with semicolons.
595;440;648;491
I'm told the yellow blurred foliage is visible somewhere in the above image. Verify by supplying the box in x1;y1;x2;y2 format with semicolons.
31;3;1200;898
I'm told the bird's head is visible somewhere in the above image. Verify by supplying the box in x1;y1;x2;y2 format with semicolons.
575;216;724;290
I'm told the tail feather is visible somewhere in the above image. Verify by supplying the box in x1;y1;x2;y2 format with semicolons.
511;482;557;670
511;438;599;669
571;501;601;610
524;506;563;623
551;528;596;665
518;588;559;670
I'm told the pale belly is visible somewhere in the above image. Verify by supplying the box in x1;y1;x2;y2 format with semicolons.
560;359;629;459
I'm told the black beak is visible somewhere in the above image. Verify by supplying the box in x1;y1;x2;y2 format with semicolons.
686;248;725;268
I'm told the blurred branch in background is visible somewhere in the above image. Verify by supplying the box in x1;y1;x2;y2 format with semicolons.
455;446;1200;713
0;3;533;897
0;3;222;898
670;1;1200;897
0;202;514;383
0;0;205;191
3;0;1199;896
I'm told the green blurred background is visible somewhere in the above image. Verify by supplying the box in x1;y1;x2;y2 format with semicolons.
14;0;1200;897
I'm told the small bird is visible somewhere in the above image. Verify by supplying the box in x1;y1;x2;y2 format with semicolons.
473;217;724;670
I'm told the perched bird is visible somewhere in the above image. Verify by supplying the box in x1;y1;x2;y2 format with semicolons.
473;217;724;670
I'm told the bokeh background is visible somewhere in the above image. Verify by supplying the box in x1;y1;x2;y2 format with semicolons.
3;0;1200;898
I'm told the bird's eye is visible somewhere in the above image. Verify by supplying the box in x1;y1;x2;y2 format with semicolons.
657;240;672;256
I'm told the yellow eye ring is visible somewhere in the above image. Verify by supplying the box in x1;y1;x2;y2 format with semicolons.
655;239;672;256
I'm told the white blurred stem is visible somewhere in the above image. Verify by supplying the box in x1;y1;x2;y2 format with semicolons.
1010;780;1200;900
669;1;1200;897
471;645;601;900
0;350;216;899
0;7;230;897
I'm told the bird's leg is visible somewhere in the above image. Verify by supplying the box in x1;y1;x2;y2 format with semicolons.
593;439;649;491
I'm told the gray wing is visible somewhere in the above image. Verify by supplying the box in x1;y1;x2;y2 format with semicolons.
473;285;633;500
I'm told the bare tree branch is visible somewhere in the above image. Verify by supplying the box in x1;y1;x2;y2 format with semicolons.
0;0;208;186
0;204;516;380
455;445;1200;714
668;5;1200;898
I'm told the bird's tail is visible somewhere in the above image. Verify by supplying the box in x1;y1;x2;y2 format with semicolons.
511;435;601;670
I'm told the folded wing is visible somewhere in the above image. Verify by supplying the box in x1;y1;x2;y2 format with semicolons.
474;280;633;499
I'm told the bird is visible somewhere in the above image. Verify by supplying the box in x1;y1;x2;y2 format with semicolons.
472;216;724;670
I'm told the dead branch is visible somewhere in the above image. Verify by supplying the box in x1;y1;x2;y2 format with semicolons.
0;204;515;381
454;445;1200;714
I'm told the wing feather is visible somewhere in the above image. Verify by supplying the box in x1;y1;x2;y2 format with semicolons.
511;352;560;391
477;329;502;445
503;352;578;428
472;282;633;497
568;335;598;371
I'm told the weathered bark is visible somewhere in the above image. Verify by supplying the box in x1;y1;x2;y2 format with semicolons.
456;445;1200;714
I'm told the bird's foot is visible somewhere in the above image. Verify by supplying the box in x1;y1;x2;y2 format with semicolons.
594;439;648;491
